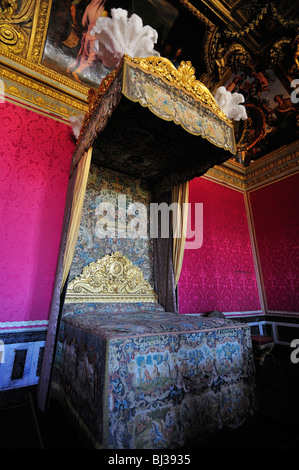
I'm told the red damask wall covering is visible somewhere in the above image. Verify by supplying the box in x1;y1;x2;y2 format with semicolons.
249;173;299;313
0;101;75;327
178;177;261;314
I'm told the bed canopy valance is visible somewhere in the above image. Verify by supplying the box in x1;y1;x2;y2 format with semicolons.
71;54;236;196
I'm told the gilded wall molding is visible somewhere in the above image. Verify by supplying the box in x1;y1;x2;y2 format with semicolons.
205;141;299;191
245;143;299;190
0;0;89;118
0;63;88;120
0;0;36;58
26;0;51;64
205;164;247;190
0;48;89;101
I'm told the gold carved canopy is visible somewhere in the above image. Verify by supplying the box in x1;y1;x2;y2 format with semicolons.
72;53;237;179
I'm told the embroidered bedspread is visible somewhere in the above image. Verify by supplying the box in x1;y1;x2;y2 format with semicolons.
52;308;257;449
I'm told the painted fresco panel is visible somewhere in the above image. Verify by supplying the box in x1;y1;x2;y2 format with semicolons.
41;0;178;87
226;69;298;165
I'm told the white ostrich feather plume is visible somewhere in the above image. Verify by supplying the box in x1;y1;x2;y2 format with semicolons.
69;114;85;139
91;8;160;69
214;86;247;121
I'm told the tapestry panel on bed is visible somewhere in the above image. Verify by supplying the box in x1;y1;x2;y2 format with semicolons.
52;311;257;449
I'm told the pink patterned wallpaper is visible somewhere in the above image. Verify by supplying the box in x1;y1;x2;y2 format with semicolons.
0;101;75;325
249;173;299;312
178;177;261;314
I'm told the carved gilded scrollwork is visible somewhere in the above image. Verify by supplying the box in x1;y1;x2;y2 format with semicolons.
269;37;292;67
0;22;24;54
0;0;18;20
0;0;89;118
0;0;36;57
27;0;52;64
65;251;158;304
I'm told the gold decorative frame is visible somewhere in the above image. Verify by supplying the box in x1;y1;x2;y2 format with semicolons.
0;0;89;119
0;0;89;96
65;251;158;304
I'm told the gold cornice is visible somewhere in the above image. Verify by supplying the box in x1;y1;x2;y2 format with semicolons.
26;0;52;64
0;63;88;119
205;141;299;190
245;144;299;191
242;141;299;172
0;49;89;99
205;164;247;190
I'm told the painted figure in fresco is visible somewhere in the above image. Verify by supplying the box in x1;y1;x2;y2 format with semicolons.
272;94;297;136
226;75;242;93
251;70;271;97
62;0;83;49
67;0;108;82
238;116;256;148
273;94;296;115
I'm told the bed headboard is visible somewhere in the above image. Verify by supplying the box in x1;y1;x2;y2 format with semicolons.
65;251;158;304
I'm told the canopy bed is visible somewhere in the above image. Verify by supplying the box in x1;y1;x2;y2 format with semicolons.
37;54;256;449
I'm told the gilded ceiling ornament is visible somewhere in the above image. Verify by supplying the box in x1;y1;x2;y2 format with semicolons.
270;3;299;29
175;0;214;29
222;4;269;39
0;23;24;53
215;43;226;78
0;0;18;20
226;43;250;72
65;251;158;304
292;36;299;72
0;0;35;56
269;37;292;66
